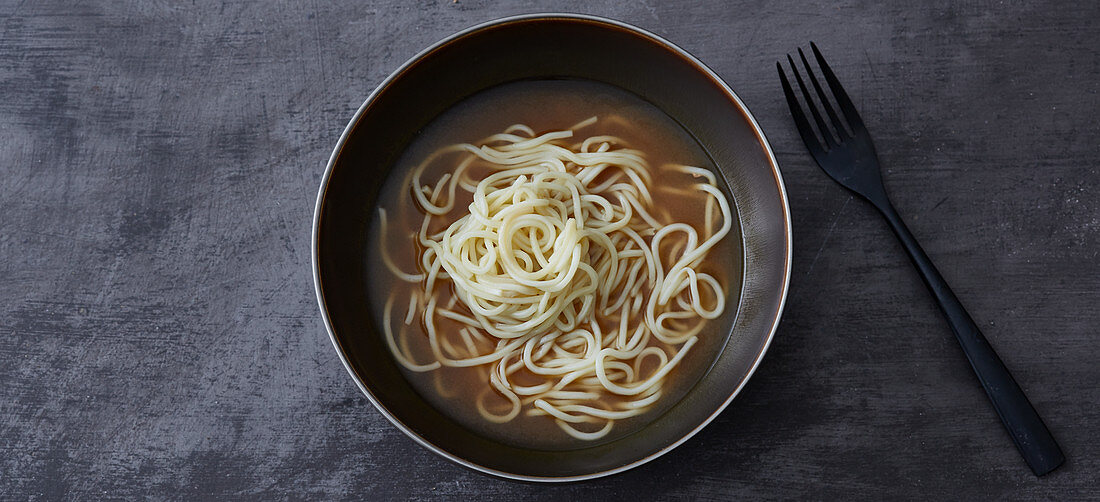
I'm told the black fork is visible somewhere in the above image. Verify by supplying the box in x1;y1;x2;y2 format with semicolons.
778;43;1064;476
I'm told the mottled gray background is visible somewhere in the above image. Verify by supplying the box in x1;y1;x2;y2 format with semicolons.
1;0;1097;499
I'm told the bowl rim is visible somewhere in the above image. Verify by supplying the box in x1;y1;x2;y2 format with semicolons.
312;12;792;482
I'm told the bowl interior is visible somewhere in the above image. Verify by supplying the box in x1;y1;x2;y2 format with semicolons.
314;15;789;480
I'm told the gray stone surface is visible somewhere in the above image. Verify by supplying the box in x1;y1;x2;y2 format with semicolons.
1;0;1097;499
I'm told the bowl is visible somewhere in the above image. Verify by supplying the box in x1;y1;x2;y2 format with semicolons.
312;13;791;481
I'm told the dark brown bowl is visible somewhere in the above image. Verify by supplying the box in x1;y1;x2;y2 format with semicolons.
312;14;791;481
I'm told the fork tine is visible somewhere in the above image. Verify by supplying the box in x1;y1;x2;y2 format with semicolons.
777;61;826;157
798;47;850;140
787;54;835;149
810;42;866;132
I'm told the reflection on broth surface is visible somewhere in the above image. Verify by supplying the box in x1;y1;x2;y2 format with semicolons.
367;79;743;450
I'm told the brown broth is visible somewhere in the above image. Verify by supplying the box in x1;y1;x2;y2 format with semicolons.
366;79;743;450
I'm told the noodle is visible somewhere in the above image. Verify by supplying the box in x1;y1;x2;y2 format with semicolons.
378;117;732;441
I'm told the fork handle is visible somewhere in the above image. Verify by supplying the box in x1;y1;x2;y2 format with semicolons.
875;201;1065;475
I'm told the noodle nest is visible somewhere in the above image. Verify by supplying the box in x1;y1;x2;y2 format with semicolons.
379;117;732;440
